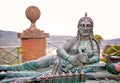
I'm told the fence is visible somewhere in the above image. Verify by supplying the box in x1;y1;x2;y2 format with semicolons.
0;46;21;65
0;41;60;65
0;42;119;65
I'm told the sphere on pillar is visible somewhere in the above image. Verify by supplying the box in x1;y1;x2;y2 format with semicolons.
25;6;41;23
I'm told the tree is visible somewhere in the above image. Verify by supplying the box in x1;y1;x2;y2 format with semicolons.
94;34;103;44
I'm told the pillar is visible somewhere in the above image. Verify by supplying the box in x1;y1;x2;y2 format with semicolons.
17;6;49;62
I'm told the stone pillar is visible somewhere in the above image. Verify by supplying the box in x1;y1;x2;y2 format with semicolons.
17;6;49;62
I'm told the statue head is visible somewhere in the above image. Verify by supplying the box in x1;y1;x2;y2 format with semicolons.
77;13;93;37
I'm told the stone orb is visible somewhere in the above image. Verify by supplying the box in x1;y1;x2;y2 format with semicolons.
25;6;41;23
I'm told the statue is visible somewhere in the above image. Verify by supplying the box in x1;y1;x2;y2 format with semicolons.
52;13;100;74
0;13;120;82
0;12;99;76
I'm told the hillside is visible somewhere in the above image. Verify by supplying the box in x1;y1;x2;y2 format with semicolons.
101;38;120;45
0;30;120;47
0;30;21;46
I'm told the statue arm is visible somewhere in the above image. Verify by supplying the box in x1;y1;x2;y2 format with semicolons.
56;38;75;60
57;48;70;60
88;52;100;63
57;48;77;65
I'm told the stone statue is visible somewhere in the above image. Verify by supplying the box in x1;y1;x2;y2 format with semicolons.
0;13;100;79
53;13;100;74
1;13;120;83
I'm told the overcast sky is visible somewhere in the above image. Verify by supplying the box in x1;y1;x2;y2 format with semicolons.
0;0;120;39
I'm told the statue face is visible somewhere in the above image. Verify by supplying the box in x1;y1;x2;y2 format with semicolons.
78;20;93;36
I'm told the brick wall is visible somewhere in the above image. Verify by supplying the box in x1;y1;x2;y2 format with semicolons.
21;38;46;62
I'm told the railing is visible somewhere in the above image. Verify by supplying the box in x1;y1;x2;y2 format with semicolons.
0;41;60;65
0;46;21;65
0;42;119;65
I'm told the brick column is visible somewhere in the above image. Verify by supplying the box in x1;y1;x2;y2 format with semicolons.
17;6;49;62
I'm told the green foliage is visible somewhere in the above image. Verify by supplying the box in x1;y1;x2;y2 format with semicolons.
105;47;116;54
94;34;103;44
114;45;120;50
101;45;120;63
101;57;108;63
104;46;120;55
17;46;22;55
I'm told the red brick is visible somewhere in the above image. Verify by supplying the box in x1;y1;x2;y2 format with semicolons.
21;38;47;62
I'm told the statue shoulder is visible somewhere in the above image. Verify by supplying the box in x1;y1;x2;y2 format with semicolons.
64;37;77;43
60;37;77;49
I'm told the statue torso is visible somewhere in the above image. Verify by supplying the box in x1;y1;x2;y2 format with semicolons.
58;38;99;73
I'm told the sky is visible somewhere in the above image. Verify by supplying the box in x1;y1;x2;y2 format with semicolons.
0;0;120;39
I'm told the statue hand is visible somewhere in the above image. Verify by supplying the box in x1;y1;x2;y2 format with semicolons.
67;56;76;65
67;55;84;67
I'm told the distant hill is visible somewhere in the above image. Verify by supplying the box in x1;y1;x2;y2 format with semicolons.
0;30;21;46
0;30;120;47
101;38;120;45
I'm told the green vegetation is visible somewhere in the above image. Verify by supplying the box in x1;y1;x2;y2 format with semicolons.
94;34;103;44
101;45;120;63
